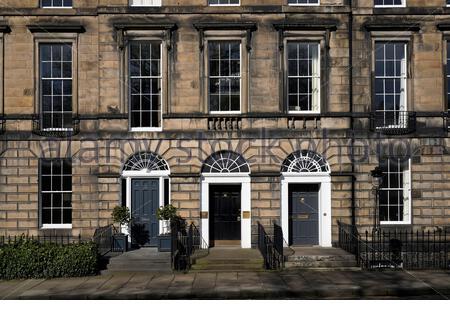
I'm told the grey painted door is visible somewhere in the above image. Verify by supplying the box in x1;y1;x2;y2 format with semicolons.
289;184;320;246
131;179;159;246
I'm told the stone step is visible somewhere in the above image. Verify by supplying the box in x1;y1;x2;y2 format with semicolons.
107;261;171;268
191;263;264;272
284;266;362;271
285;260;358;268
286;254;356;262
193;258;263;265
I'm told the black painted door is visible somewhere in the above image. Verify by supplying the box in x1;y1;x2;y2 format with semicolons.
289;184;320;246
131;179;159;246
209;185;241;245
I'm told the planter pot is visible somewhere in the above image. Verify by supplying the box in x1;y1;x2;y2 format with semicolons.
113;234;128;252
157;234;171;252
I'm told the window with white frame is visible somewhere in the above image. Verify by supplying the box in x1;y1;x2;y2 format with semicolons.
40;43;73;130
208;0;240;5
129;41;162;129
374;41;407;127
40;159;72;228
41;0;73;8
208;41;241;113
129;0;162;6
287;41;320;113
374;0;404;7
288;0;320;5
379;157;411;224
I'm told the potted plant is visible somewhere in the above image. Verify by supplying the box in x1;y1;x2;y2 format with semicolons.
111;206;131;252
156;204;180;252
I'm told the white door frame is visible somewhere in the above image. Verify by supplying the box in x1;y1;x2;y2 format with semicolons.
200;173;252;249
121;170;170;240
281;172;332;247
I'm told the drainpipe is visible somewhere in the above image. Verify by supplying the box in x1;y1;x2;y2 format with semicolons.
349;0;356;227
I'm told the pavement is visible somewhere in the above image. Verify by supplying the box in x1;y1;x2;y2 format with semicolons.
1;270;450;299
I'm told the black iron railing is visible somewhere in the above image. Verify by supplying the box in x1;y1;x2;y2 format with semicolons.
32;114;80;137
370;111;416;135
171;221;208;271
257;222;284;270
338;221;450;270
0;234;84;246
444;112;450;132
92;224;118;256
0;116;5;135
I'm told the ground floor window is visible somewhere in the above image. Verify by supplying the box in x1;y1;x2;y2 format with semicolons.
40;159;72;228
379;157;411;224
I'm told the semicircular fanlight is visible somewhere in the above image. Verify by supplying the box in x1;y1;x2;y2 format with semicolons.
202;150;250;174
281;150;330;173
123;152;169;172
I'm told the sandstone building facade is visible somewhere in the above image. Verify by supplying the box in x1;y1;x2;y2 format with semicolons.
0;0;449;249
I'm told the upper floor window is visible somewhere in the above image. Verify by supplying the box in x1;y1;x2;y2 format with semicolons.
374;0;405;7
129;41;162;130
288;0;320;5
208;0;240;5
287;41;320;113
374;41;407;128
40;43;73;131
40;159;72;229
130;0;161;6
41;0;72;8
379;157;411;225
208;41;241;114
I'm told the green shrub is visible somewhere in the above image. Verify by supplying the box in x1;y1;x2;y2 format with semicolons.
0;239;99;280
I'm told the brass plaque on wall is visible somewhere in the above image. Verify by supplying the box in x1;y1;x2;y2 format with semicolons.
242;211;251;219
201;211;208;219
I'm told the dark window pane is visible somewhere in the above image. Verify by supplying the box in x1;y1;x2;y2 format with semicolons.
131;112;140;127
210;95;219;111
63;45;72;61
230;95;240;111
42;62;51;78
52;175;61;191
151;61;160;76
141;111;151;127
288;60;298;77
151;43;161;59
141;60;151;76
151;111;160;127
53;80;62;95
131;79;141;94
130;60;140;76
288;78;298;95
52;208;62;224
63;193;72;208
63;209;72;224
41;193;52;207
141;43;150;59
62;62;71;78
42;80;53;96
42;209;52;224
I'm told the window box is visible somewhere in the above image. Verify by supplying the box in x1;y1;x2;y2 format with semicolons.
32;114;80;137
370;111;416;135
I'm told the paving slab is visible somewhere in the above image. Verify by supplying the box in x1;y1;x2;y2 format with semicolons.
1;270;449;299
192;272;216;290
